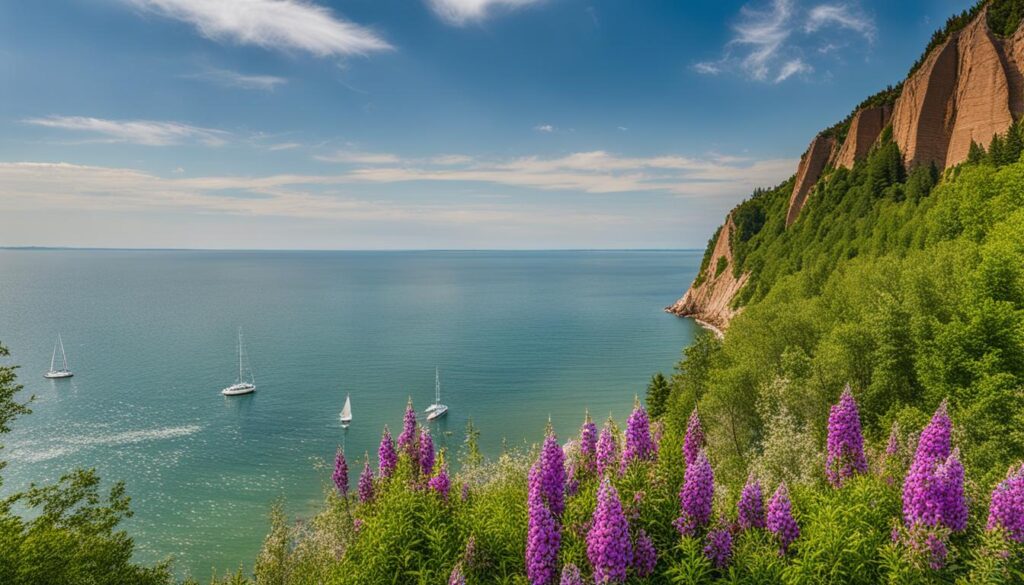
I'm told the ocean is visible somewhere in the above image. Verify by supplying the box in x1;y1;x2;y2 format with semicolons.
0;249;700;578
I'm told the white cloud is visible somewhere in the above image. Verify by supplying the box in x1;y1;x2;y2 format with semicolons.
267;142;303;151
774;58;811;82
24;115;229;146
427;0;546;26
534;124;555;133
314;150;402;164
185;67;287;90
693;62;722;75
732;0;795;81
125;0;392;57
806;4;875;40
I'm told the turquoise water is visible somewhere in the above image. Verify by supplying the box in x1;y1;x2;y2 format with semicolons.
0;249;699;578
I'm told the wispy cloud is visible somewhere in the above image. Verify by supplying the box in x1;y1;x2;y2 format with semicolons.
267;142;303;151
427;0;547;26
184;67;287;90
694;0;874;83
24;116;229;146
125;0;393;57
534;124;555;133
314;150;401;164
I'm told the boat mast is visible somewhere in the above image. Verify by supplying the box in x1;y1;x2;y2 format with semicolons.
58;334;68;371
50;337;58;372
237;328;244;383
435;367;441;404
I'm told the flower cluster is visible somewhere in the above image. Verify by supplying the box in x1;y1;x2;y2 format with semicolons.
397;399;420;469
587;478;633;584
674;449;713;536
767;483;799;555
559;563;582;585
620;399;655;473
332;449;348;496
378;426;397;479
703;526;733;569
539;427;567;516
632;528;657;578
825;387;867;487
988;463;1024;542
358;453;374;504
596;419;619;478
902;402;966;532
526;463;561;585
579;412;598;476
737;473;766;530
429;460;451;500
448;562;465;585
419;428;435;478
684;408;704;467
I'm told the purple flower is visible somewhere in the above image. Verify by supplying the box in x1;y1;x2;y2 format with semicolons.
461;482;470;502
559;563;583;585
397;399;419;468
703;526;732;569
420;428;435;478
988;463;1024;542
825;386;868;487
539;426;567;516
448;562;465;585
353;517;364;532
526;464;561;585
936;449;967;532
587;478;632;584
737;473;766;530
632;528;657;577
429;460;451;500
925;532;948;570
378;426;397;479
596;418;619;478
620;399;655;473
767;483;799;556
358;453;374;504
903;402;963;530
917;401;952;464
885;422;901;457
674;449;713;536
566;462;580;497
684;408;704;467
580;412;598;475
332;449;348;496
651;420;665;457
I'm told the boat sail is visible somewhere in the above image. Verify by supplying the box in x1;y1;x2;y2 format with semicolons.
340;394;352;428
426;367;448;421
43;334;73;379
221;328;256;396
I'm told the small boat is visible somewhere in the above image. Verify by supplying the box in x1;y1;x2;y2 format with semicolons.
340;393;352;428
222;328;256;396
426;367;448;421
43;334;73;379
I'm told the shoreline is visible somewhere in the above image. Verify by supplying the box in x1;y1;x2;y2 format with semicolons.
693;317;725;340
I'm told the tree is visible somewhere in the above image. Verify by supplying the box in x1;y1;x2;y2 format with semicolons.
646;373;670;418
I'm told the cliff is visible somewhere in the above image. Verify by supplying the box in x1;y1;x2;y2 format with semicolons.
670;3;1024;332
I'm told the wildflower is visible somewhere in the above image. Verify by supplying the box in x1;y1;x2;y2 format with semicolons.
587;478;632;584
925;532;948;570
632;528;657;577
886;422;901;457
559;563;583;585
358;453;374;504
903;402;963;530
539;425;567;516
448;562;466;585
397;399;419;468
674;449;713;536
580;411;598;475
596;418;619;478
825;386;867;487
987;463;1024;542
703;526;732;569
526;464;561;585
620;398;655;473
353;517;364;532
651;420;665;457
378;426;397;479
429;460;451;500
936;449;967;532
461;482;470;502
767;483;799;556
420;427;435;478
332;449;348;496
737;473;766;530
683;408;704;467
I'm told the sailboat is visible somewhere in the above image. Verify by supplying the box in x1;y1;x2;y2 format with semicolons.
221;328;256;396
340;394;352;428
43;334;73;379
426;367;448;421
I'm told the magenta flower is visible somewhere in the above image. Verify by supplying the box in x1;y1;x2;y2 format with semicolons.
903;402;963;530
420;427;435;478
620;399;655;473
925;532;948;570
737;473;766;530
767;483;799;556
674;449;713;536
358;453;374;504
885;422;901;457
580;412;598;475
916;401;952;463
448;562;465;585
526;464;561;585
559;563;583;585
539;426;567;516
703;526;732;569
632;528;657;577
937;449;967;532
332;449;348;496
378;425;397;479
825;386;867;487
988;463;1024;542
397;399;419;468
596;418;619;478
683;408;704;467
587;478;632;584
429;461;451;500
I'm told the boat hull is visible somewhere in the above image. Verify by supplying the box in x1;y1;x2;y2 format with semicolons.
44;371;73;379
222;383;256;396
426;406;448;421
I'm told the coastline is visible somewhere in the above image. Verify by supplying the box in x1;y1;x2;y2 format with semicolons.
693;317;725;340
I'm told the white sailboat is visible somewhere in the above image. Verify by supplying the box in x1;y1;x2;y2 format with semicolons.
43;334;73;379
221;328;256;396
426;367;448;421
340;394;352;428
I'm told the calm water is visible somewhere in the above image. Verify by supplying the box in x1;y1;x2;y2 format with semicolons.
0;249;699;578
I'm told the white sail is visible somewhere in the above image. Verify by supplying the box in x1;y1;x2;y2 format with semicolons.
222;328;256;395
340;394;352;421
44;334;73;379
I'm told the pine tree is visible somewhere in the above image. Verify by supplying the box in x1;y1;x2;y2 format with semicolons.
646;372;670;419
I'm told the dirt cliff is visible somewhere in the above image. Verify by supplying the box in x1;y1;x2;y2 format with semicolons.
834;105;892;170
785;134;835;227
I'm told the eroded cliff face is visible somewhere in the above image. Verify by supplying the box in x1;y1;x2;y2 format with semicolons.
665;215;748;333
834;105;892;170
785;134;835;227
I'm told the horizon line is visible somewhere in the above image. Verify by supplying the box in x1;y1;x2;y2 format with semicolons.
0;246;703;253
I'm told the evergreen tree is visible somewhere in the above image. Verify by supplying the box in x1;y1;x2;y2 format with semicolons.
646;372;670;418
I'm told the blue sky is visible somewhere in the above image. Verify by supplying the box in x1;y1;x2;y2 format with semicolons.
0;0;972;249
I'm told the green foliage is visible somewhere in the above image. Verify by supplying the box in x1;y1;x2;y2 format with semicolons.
647;373;671;419
714;257;729;278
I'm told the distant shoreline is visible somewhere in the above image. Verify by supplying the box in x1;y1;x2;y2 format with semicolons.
0;246;703;253
693;317;725;340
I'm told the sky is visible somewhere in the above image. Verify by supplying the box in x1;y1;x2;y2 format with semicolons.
0;0;973;249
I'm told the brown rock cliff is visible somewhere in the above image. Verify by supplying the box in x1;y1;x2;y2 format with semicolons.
785;134;835;227
834;105;892;169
